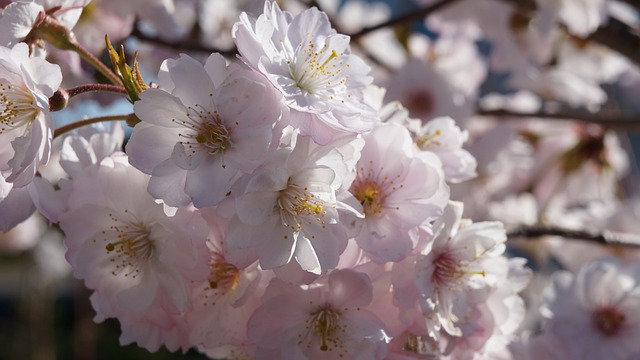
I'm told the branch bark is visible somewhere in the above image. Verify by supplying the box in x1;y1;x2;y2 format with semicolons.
507;225;640;248
478;109;640;129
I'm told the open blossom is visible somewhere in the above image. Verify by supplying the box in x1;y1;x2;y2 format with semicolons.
0;42;61;194
127;52;283;208
348;123;449;263
226;135;363;275
233;1;378;145
58;155;210;313
540;257;640;360
393;201;510;341
247;269;389;359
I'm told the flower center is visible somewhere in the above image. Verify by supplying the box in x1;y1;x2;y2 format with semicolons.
277;179;327;232
402;332;436;355
196;117;231;155
0;81;38;135
102;216;154;278
405;90;434;119
208;251;241;293
431;250;485;287
414;129;442;150
351;179;386;216
173;104;232;158
592;306;625;337
303;306;344;352
290;40;346;96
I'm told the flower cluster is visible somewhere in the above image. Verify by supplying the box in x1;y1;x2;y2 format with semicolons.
1;0;640;359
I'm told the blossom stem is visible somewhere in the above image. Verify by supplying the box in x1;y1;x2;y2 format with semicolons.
349;0;462;41
53;114;130;139
68;39;124;86
66;84;128;98
507;225;640;247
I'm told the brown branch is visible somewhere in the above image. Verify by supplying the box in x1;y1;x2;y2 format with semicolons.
348;0;463;41
130;26;237;57
478;109;640;129
507;225;640;247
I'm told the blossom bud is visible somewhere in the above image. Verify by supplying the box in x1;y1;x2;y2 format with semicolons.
48;88;69;112
31;15;77;50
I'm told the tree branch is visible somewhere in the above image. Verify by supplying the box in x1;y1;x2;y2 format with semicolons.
478;109;640;129
130;26;238;57
507;225;640;248
348;0;463;41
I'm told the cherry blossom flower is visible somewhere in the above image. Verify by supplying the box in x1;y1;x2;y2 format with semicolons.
246;269;389;359
0;42;61;230
0;42;61;191
348;123;449;263
540;257;640;360
393;201;510;340
127;52;284;208
226;135;363;275
58;155;210;313
233;1;378;145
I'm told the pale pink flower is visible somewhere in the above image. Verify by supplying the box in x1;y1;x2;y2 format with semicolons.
247;269;389;359
397;201;510;339
384;58;472;124
403;116;477;184
233;1;378;145
0;42;61;190
541;257;640;360
348;123;449;262
127;52;283;208
59;155;210;313
227;135;363;274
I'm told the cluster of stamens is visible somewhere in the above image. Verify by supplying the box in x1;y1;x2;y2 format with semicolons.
591;306;626;337
98;212;154;279
172;102;232;158
351;162;401;217
431;249;486;289
277;179;328;233
207;250;241;294
290;39;348;96
300;305;344;352
1;81;37;135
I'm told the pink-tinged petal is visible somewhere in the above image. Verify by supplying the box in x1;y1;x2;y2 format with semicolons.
166;54;216;109
147;160;191;207
126;123;180;173
342;309;388;343
134;89;191;128
293;236;321;274
235;190;279;226
115;272;158;312
327;269;373;309
185;157;237;208
0;186;35;232
203;53;231;88
27;176;67;223
58;204;113;250
258;225;297;270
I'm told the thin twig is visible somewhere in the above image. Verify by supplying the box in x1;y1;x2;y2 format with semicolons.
507;225;640;248
53;114;130;139
130;26;237;57
349;0;463;41
66;84;128;98
478;109;640;129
